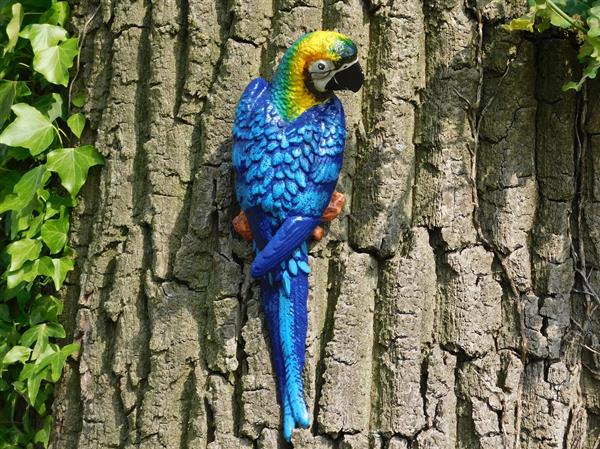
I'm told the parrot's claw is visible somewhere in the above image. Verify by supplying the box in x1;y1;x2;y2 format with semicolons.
322;191;345;222
311;226;325;240
312;191;345;240
233;210;253;241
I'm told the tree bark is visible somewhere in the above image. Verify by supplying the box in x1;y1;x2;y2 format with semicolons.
51;1;600;448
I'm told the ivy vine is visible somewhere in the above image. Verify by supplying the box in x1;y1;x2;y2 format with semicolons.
0;1;103;447
506;0;600;90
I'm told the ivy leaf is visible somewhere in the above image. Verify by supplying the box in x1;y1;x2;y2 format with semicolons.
40;2;70;26
503;16;535;32
549;10;572;28
67;112;85;138
41;215;69;254
32;381;52;415
71;91;85;107
48;343;78;382
29;295;63;325
25;214;45;239
6;259;39;289
6;238;42;271
20;322;65;362
0;81;16;129
34;415;52;449
15;80;31;98
0;168;20;192
3;346;31;365
9;200;42;239
588;6;600;36
26;370;42;406
4;3;24;54
562;59;600;91
20;24;67;53
0;165;50;214
14;166;49;202
38;256;74;290
44;193;74;219
0;104;55;155
35;93;64;122
33;37;79;87
0;304;10;322
46;145;104;196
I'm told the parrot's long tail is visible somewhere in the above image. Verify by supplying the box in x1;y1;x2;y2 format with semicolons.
260;242;311;441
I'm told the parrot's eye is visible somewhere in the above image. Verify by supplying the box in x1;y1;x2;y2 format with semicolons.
309;59;333;76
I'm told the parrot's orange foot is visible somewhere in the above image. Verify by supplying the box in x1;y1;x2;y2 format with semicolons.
322;191;345;222
312;226;325;241
312;192;345;241
233;211;253;241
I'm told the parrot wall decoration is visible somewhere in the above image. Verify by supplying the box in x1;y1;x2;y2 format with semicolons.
231;30;363;441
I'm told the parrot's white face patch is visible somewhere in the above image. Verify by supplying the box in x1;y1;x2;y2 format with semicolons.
309;58;360;93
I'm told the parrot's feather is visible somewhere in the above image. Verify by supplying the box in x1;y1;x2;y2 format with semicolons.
279;264;310;427
251;215;320;278
260;254;310;433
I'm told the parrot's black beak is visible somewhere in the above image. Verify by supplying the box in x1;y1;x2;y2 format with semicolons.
326;61;364;93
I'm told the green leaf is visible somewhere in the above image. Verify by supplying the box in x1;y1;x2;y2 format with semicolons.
562;59;600;91
588;6;600;36
33;37;79;87
6;259;39;289
20;23;67;53
17;361;35;381
503;16;535;32
26;370;42;405
46;145;104;196
29;295;63;325
15;80;31;98
0;104;55;155
0;80;16;129
67;112;85;138
549;10;572;27
6;238;42;271
9;200;40;239
25;214;44;238
4;3;23;54
38;256;74;290
33;343;55;370
0;304;10;322
41;215;69;254
49;343;77;382
3;346;31;364
32;381;52;415
34;415;52;449
39;2;70;26
0;165;50;214
44;192;74;219
0;168;20;193
35;92;64;122
20;322;65;361
71;91;85;107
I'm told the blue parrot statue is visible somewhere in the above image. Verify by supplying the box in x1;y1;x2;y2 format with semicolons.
231;30;363;441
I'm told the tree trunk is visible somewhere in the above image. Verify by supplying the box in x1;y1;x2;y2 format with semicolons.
51;0;600;448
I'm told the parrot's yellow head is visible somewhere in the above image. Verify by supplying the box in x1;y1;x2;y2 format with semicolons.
271;31;363;121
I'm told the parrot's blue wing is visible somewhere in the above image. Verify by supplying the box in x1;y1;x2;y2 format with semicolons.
285;97;346;216
251;215;321;277
232;77;270;214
